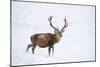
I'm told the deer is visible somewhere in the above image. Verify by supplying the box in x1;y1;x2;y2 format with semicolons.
26;16;68;55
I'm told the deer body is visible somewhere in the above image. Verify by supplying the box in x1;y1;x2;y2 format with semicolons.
31;33;56;48
26;16;68;55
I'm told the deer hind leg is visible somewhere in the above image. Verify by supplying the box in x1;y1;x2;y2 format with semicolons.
26;44;32;52
32;44;36;54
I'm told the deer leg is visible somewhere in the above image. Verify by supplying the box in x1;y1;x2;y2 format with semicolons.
52;47;54;55
48;47;51;56
26;44;32;52
32;44;36;54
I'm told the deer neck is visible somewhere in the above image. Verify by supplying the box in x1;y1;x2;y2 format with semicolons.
54;32;61;43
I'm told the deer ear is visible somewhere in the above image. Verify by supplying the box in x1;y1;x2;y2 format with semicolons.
54;29;58;32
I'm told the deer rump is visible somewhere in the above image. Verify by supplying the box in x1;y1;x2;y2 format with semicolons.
31;33;54;48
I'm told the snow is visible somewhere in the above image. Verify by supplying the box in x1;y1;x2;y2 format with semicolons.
11;1;95;66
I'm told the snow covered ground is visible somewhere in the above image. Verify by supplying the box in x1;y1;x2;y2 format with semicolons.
11;1;95;66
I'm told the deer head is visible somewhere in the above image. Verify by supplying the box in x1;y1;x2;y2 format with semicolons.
48;16;68;43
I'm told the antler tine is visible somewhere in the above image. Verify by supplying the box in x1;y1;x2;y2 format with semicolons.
61;16;68;31
48;16;58;31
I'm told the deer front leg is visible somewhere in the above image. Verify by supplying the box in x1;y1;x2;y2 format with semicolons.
48;47;51;56
52;47;54;55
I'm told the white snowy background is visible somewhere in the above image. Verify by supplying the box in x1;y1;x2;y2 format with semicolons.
11;1;95;66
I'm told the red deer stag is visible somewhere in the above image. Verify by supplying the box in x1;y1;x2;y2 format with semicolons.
26;16;68;55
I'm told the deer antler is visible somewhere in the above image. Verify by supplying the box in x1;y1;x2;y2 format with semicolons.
61;16;68;32
48;16;58;31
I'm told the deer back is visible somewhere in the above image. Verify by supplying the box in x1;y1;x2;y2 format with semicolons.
31;33;55;48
